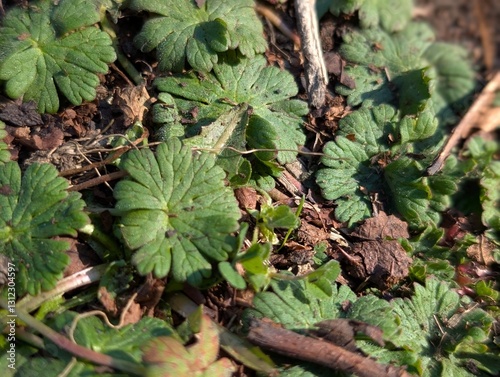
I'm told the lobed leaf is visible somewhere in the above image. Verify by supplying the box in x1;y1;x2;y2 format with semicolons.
114;138;241;286
317;103;456;228
246;277;496;376
154;53;308;165
0;162;89;296
130;0;267;72
328;0;413;32
0;121;10;164
337;22;475;125
0;0;116;113
480;161;500;236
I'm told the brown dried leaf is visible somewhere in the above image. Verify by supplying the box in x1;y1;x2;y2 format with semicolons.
98;286;119;316
297;221;331;246
352;211;409;240
466;234;497;265
0;100;42;127
32;125;64;150
234;187;257;210
112;84;150;127
345;240;412;289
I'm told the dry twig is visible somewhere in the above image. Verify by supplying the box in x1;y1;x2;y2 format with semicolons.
426;71;500;175
294;0;328;108
247;318;412;377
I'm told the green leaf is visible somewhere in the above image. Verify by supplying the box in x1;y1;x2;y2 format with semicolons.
317;102;455;228
0;0;116;113
385;158;456;229
362;279;497;376
337;22;475;125
335;65;394;108
246;277;496;376
129;0;266;72
393;68;432;116
316;105;393;225
155;53;308;164
183;104;252;185
0;121;10;164
113;138;241;286
0;162;89;296
218;261;246;290
423;43;476;122
245;264;355;331
236;242;272;291
303;260;341;299
480;161;500;232
328;0;413;32
396;109;439;150
251;203;300;244
339;23;435;74
71;315;176;363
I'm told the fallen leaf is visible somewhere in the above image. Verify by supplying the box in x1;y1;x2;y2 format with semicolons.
344;240;412;289
351;211;410;240
0;100;42;127
466;234;497;265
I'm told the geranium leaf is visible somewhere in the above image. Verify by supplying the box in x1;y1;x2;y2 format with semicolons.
329;0;413;32
0;0;116;113
337;22;475;125
0;162;89;296
114;138;241;286
129;0;266;72
0;121;10;164
155;53;308;165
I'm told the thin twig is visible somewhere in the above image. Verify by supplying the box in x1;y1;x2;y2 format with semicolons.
247;318;412;377
473;0;496;71
255;2;301;47
68;170;128;192
294;0;328;108
426;71;500;175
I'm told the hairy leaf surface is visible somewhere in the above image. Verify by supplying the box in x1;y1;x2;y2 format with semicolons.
0;0;116;113
155;53;308;164
0;162;89;296
130;0;266;72
245;277;496;376
114;138;240;285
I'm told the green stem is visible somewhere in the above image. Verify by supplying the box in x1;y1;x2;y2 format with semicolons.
16;264;107;314
99;6;144;86
0;298;146;375
81;221;123;261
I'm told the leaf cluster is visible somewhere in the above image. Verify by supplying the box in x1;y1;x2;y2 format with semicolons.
324;0;413;32
153;52;308;187
244;266;499;376
316;104;456;228
316;8;476;228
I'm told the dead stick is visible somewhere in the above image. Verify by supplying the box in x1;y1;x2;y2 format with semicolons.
426;71;500;176
255;2;301;47
59;146;130;177
294;0;328;108
247;319;411;377
473;0;495;71
68;170;127;192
